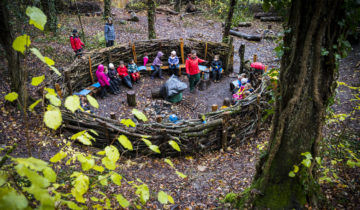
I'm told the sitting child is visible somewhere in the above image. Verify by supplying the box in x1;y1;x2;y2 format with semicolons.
211;55;223;83
243;83;254;98
96;64;116;98
143;52;149;66
168;51;180;76
104;66;120;94
232;78;248;102
80;95;93;113
151;51;164;79
108;63;122;88
128;59;140;83
117;61;133;89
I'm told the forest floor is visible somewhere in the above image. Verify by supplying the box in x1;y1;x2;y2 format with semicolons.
0;6;359;209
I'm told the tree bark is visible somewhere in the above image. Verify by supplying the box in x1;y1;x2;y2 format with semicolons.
222;0;237;43
41;0;57;33
0;0;27;107
241;0;346;208
103;0;111;19
175;0;181;13
147;0;156;40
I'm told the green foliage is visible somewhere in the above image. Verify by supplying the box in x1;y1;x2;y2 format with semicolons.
26;6;47;31
115;194;130;208
43;107;62;130
64;95;81;113
29;99;42;111
4;92;18;102
12;34;31;54
118;135;133;151
132;109;148;122
168;140;181;152
121;119;136;127
86;95;99;109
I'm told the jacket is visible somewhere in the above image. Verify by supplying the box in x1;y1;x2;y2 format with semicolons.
168;56;179;66
108;68;118;80
128;63;138;73
185;55;205;75
152;52;163;66
70;35;85;51
143;56;149;66
117;65;129;77
104;23;115;41
96;65;110;86
211;60;222;71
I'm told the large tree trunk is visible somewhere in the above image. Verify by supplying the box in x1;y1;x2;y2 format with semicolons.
240;0;346;208
41;0;57;33
222;0;237;43
103;0;111;19
175;0;181;13
147;0;156;39
0;0;27;108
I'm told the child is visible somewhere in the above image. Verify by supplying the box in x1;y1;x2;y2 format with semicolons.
96;64;116;98
143;52;149;66
69;29;85;58
232;78;248;102
151;51;164;79
104;66;120;94
211;55;223;83
108;63;122;88
243;83;254;98
80;96;93;113
117;61;133;89
128;59;140;83
168;51;180;76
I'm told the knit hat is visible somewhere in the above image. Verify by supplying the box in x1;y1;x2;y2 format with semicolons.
171;51;176;56
72;29;78;34
109;63;114;69
241;78;248;85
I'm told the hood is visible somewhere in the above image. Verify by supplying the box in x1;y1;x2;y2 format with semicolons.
187;54;197;60
98;64;104;72
157;51;164;58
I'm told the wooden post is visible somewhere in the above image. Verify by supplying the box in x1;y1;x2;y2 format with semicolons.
55;83;62;99
151;89;162;98
180;38;184;76
156;115;163;123
132;43;137;64
64;71;73;95
127;91;136;107
265;65;268;73
239;43;245;73
223;97;231;107
88;56;94;83
211;104;218;112
204;42;208;61
110;112;116;120
221;111;230;150
253;54;257;62
268;25;272;30
225;37;234;74
100;122;110;142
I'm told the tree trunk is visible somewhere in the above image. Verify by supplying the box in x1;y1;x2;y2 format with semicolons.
0;0;27;108
240;0;346;208
103;0;111;19
175;0;181;13
41;0;57;33
147;0;156;39
222;0;237;43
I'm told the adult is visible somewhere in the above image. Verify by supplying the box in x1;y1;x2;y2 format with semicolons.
69;29;85;57
104;17;115;47
185;50;206;92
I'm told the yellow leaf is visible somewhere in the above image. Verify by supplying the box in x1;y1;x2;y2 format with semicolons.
26;6;47;31
44;57;55;66
86;95;99;109
5;92;18;102
44;108;62;130
120;119;136;127
12;34;31;54
31;75;45;86
132;109;148;122
118;135;133;151
168;140;181;152
28;99;42;111
64;95;81;113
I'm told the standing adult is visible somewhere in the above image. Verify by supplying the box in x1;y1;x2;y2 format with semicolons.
185;50;206;92
104;17;115;47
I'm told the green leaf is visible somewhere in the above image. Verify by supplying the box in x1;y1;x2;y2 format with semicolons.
30;48;46;63
43;167;56;182
118;135;133;151
98;175;108;186
301;159;311;168
29;99;42;111
293;165;299;173
288;171;295;178
110;172;122;186
346;160;356;168
76;154;95;171
44;108;62;130
12;34;31;54
132;109;148;122
71;172;89;203
96;150;106;156
0;187;28;210
45;93;61;107
86;95;99;109
141;138;152;146
50;66;61;76
135;184;149;204
0;172;8;186
15;164;49;188
26;6;47;30
44;57;55;66
105;145;120;162
164;158;174;168
175;171;187;179
115;194;130;208
14;157;48;171
65;95;81;113
44;87;56;96
50;151;67;163
168;140;181;152
301;152;313;160
157;191;168;204
121;119;136;127
90;197;99;202
5;92;18;102
71;130;87;140
31;75;45;86
168;194;174;204
149;145;160;154
315;157;321;165
102;157;116;170
93;165;104;172
89;129;99;136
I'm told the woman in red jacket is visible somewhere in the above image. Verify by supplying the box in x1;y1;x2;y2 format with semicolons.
185;50;206;92
69;29;85;58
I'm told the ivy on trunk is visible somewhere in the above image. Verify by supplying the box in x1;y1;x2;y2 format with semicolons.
222;0;237;43
147;0;156;40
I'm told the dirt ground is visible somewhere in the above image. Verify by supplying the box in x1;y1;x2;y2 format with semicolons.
0;7;359;209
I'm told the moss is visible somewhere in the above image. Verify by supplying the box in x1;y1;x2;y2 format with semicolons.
223;192;238;204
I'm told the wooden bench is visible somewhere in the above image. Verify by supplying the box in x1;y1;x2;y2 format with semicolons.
74;82;101;96
137;64;186;72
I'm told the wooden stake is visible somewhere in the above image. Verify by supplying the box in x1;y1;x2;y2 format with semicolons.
211;104;218;112
253;54;257;62
223;97;231;107
204;42;208;61
222;111;230;150
265;65;268;73
180;38;184;64
225;37;234;74
132;44;137;64
65;71;73;95
110;112;116;120
127;91;136;107
239;43;245;73
156;115;163;123
55;83;62;99
88;56;94;83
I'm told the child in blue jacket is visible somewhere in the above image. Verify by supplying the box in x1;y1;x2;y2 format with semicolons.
211;55;223;83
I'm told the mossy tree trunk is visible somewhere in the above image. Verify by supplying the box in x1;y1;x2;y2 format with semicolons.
222;0;237;43
103;0;111;19
0;0;27;108
41;0;57;33
147;0;156;39
240;0;348;208
175;0;181;13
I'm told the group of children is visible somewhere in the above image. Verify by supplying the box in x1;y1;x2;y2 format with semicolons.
232;73;254;103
